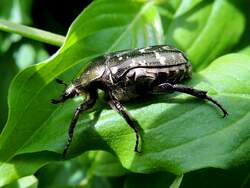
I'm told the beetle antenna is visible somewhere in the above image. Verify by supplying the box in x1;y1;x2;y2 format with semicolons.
55;78;67;86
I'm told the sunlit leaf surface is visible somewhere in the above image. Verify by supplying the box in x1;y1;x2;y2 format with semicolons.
0;0;249;186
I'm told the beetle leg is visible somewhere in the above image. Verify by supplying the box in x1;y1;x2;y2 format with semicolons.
63;91;97;157
107;92;141;153
55;78;67;86
155;83;228;117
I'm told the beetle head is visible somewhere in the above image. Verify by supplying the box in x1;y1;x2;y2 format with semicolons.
51;79;79;104
64;83;78;98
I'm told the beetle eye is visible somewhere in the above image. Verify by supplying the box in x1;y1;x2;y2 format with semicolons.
63;84;77;98
66;89;76;97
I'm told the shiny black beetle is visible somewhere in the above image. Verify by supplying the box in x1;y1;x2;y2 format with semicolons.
52;45;228;157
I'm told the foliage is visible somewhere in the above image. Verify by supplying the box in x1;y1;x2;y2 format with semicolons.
0;0;250;187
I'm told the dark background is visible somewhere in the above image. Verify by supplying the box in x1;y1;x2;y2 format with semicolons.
32;0;92;54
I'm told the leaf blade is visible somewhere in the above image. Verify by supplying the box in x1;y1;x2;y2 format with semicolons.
166;0;245;70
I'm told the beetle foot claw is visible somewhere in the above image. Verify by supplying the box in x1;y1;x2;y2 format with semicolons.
55;78;67;86
134;145;142;153
223;111;229;118
135;150;142;153
51;99;61;104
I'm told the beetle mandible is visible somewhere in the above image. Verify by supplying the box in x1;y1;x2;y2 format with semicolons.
52;45;228;157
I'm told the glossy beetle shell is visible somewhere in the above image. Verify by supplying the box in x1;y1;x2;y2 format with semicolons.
53;45;228;157
76;45;192;100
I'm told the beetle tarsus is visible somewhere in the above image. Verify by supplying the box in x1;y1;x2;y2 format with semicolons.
134;135;141;153
205;95;229;118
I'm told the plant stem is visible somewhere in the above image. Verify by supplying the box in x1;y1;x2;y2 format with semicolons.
170;175;183;188
0;19;65;47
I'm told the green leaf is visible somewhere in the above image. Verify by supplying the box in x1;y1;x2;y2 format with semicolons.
2;176;38;188
90;151;128;177
165;0;245;70
81;176;112;188
111;54;249;174
35;151;127;187
169;175;183;188
17;53;250;174
0;40;48;132
0;0;49;130
241;173;250;188
124;172;175;188
0;0;33;24
0;50;18;131
0;0;33;53
235;1;250;52
0;152;60;186
0;0;163;186
180;165;250;188
157;0;181;32
36;157;86;187
1;0;250;185
239;45;250;56
13;42;49;70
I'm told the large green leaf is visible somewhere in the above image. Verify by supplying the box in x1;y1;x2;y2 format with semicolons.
57;53;250;174
35;156;86;187
35;151;127;187
90;151;128;177
165;0;245;70
1;0;250;186
0;0;163;186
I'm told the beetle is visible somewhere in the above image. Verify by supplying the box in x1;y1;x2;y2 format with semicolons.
51;45;228;157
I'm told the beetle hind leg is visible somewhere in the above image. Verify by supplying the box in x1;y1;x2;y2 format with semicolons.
154;83;228;117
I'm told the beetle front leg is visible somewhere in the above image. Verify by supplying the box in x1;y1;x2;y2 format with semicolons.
155;83;228;117
107;92;141;153
63;92;97;157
